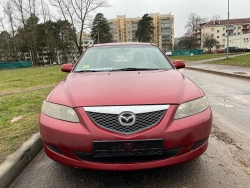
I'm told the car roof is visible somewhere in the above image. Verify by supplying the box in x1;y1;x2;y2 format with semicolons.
92;42;156;47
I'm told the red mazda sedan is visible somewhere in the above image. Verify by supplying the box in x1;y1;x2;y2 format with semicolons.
39;42;212;170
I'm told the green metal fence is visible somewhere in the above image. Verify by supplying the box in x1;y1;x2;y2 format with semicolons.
0;61;33;69
171;49;204;56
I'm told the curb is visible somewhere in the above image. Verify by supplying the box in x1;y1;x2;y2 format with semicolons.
0;133;42;188
185;67;250;80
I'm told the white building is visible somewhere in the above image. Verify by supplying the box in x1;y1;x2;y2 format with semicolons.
194;18;250;51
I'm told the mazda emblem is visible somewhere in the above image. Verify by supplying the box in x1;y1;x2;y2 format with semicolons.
118;112;136;126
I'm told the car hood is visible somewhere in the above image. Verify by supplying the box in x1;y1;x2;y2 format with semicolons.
47;70;204;107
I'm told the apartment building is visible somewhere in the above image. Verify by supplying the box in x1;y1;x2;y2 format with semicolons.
77;32;93;50
107;13;174;51
194;18;250;50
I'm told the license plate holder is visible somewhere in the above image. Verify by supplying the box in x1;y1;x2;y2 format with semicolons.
93;139;163;157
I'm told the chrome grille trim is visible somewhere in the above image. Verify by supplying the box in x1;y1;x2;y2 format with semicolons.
84;105;169;134
84;105;170;114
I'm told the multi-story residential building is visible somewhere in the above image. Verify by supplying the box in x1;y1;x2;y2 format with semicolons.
82;39;94;50
194;18;250;51
77;31;93;50
107;13;174;51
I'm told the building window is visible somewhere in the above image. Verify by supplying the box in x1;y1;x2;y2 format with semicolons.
217;30;220;33
234;33;236;35
222;39;225;43
238;32;241;35
234;27;236;30
211;28;214;31
222;33;225;36
238;26;241;29
211;34;214;37
223;27;226;31
222;45;225;48
217;36;219;39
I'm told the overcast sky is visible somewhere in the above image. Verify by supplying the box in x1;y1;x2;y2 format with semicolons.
99;0;250;37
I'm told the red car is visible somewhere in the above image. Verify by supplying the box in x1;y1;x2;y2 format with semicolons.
39;42;212;170
216;49;225;53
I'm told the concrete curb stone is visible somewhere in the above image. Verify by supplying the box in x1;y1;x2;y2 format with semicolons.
185;67;250;80
0;133;42;188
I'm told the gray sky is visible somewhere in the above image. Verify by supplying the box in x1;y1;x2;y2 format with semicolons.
99;0;250;37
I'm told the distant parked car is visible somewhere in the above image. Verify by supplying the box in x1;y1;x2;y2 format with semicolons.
216;49;225;53
225;47;240;53
234;47;250;52
165;51;172;56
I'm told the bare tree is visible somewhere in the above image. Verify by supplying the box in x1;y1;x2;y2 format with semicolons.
0;17;5;31
211;15;221;22
185;13;208;35
10;0;28;29
2;1;18;61
49;0;110;54
203;33;218;53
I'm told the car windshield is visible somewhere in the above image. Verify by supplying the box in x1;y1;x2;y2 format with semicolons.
73;45;173;72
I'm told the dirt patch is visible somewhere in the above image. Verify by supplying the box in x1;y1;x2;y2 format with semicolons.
212;116;250;176
212;125;235;145
0;84;55;96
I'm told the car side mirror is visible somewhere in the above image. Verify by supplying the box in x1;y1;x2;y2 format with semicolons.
61;63;73;72
173;60;185;69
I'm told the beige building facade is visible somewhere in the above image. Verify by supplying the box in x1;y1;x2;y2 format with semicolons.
194;18;250;51
107;13;174;51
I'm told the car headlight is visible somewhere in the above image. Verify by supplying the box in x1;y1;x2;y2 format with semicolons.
41;100;79;122
174;96;209;119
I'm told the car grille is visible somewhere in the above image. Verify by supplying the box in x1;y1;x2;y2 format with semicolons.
86;110;166;134
73;147;181;163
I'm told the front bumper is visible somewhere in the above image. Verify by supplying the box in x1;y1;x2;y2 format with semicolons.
39;105;212;170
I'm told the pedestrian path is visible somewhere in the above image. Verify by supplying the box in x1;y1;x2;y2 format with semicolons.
185;63;250;79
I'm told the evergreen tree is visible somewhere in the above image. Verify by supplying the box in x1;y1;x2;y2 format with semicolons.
135;14;154;42
90;13;112;44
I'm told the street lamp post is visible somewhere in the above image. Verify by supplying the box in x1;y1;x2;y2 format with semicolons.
226;0;229;59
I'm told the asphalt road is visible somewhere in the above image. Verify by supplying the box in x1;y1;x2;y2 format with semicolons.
10;69;250;188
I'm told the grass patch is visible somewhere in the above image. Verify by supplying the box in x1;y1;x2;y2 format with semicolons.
169;53;233;62
207;54;250;67
0;65;67;163
0;65;66;95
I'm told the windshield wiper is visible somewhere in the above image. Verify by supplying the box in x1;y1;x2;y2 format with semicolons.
74;70;100;72
110;67;160;71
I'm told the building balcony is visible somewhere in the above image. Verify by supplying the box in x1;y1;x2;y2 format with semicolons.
242;28;249;31
194;32;201;35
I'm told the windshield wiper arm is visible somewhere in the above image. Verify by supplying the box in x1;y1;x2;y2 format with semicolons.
74;70;100;72
110;67;160;71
